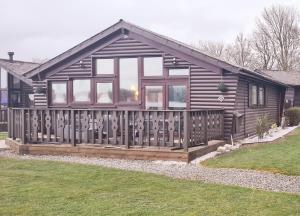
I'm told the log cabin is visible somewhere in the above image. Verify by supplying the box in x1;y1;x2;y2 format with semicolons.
5;20;288;161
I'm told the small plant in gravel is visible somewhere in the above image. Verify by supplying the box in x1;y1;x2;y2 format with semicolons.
256;114;270;139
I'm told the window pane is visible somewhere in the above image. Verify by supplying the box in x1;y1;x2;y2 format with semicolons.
168;85;186;108
144;57;163;76
119;58;138;103
169;68;189;76
251;85;257;106
96;59;114;75
52;82;67;104
11;91;21;105
0;68;8;89
0;91;8;105
145;86;163;110
96;82;113;103
259;87;265;106
13;77;21;88
73;80;91;102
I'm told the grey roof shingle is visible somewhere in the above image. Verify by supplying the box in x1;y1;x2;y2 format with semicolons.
258;70;300;86
0;58;39;85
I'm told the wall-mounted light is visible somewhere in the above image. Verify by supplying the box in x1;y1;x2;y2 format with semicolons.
172;57;177;65
79;60;84;68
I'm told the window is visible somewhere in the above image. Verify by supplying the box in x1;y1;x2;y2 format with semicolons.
51;82;67;104
143;57;163;76
0;91;8;105
258;86;265;106
0;68;7;89
168;85;186;109
11;91;21;105
168;68;189;76
145;86;163;110
249;83;266;107
250;84;257;106
119;58;138;103
95;58;114;75
73;79;91;102
96;82;113;104
12;77;21;89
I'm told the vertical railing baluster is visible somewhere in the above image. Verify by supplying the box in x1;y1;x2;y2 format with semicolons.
71;109;75;146
183;110;190;152
125;110;129;148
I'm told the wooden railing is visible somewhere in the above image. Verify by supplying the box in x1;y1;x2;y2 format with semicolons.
8;108;224;151
0;108;7;132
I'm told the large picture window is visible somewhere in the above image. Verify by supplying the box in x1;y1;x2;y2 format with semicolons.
95;58;114;75
168;85;186;109
143;57;163;76
168;68;189;76
119;58;138;103
145;86;163;110
0;68;8;89
73;79;91;102
96;82;113;104
51;82;67;104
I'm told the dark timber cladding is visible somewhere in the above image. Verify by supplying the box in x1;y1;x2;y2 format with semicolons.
234;75;282;140
24;20;287;141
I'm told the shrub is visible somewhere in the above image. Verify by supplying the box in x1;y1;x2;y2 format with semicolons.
256;114;270;139
285;107;300;126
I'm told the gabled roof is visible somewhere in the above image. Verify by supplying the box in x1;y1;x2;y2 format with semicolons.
24;19;287;87
257;70;300;86
0;58;39;85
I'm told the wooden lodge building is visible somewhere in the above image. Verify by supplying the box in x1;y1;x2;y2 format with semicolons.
3;20;292;161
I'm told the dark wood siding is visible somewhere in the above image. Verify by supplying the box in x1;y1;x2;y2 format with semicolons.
32;81;47;107
294;87;300;107
234;76;281;140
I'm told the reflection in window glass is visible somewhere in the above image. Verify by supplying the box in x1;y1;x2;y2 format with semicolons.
251;85;257;106
145;86;163;110
144;57;163;76
13;77;21;88
0;91;8;105
0;68;8;89
51;82;67;104
96;82;113;103
169;68;189;76
259;87;265;106
168;85;186;109
11;91;20;105
96;59;114;75
73;79;90;102
119;58;138;103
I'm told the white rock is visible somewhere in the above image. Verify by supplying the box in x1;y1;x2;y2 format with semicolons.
217;146;226;153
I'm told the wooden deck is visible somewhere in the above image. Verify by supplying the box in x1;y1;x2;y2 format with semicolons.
6;138;225;163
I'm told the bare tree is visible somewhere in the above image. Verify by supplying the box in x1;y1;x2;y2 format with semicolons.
226;33;254;68
197;40;226;58
255;5;300;70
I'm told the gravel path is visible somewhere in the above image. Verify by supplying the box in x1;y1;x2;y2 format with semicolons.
0;150;299;195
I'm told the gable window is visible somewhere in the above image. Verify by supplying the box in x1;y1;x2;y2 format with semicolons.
95;58;114;75
96;82;113;104
73;79;91;102
51;82;67;104
143;57;163;76
145;85;163;110
168;85;186;109
119;58;138;103
168;68;189;76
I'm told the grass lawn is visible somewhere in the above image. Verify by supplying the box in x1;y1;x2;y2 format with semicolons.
202;128;300;176
0;158;299;216
0;132;7;140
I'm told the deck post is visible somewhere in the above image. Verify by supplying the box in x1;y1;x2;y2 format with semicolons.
7;108;11;138
183;110;190;152
71;109;76;146
20;109;26;144
204;110;208;145
125;110;129;148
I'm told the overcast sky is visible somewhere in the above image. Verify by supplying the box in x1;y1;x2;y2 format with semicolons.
0;0;299;62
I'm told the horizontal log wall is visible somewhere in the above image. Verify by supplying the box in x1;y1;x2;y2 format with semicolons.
234;76;281;140
294;87;300;107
